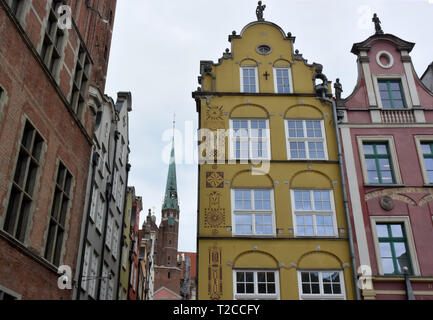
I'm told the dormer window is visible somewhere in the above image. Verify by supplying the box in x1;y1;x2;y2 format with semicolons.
378;80;406;109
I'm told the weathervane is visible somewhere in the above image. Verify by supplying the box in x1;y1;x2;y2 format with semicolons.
372;13;384;35
256;1;266;21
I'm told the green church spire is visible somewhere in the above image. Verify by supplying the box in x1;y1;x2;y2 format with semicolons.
162;135;179;211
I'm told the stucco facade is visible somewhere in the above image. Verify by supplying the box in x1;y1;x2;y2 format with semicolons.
339;30;433;300
193;20;356;300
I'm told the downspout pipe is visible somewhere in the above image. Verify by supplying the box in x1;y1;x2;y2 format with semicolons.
315;84;361;300
75;151;100;300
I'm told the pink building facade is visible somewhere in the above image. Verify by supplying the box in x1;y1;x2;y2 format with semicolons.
339;26;433;300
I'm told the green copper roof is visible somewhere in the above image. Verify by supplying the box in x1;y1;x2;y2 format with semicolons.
162;137;179;211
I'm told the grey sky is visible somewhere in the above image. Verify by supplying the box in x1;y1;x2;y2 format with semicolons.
104;0;433;253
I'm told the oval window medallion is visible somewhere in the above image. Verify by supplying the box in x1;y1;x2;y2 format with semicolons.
256;44;272;55
376;50;394;69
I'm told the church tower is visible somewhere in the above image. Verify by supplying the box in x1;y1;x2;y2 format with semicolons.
153;136;182;299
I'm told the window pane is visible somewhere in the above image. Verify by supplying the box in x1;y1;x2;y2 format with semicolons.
363;144;375;155
424;158;433;170
382;258;396;274
295;191;311;210
421;144;432;155
390;224;403;238
376;224;389;238
376;144;388;155
379;243;393;258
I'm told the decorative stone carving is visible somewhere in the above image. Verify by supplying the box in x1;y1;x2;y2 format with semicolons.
380;196;394;211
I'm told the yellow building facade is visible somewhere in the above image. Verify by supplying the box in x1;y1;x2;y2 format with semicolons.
193;20;356;300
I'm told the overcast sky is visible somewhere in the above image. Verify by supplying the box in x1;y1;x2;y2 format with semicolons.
104;0;433;253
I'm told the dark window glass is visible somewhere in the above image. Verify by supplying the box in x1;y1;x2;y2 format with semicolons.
44;162;73;266
3;121;44;242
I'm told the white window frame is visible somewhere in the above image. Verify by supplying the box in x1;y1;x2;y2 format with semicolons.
370;216;420;276
100;263;109;300
89;185;98;223
95;194;105;233
0;285;21;300
297;270;346;300
88;250;98;299
105;212;113;250
414;136;433;185
285;119;328;160
273;67;293;94
231;189;276;237
291;189;338;238
357;136;403;185
240;66;259;93
107;272;114;300
112;222;120;259
81;242;91;290
229;119;271;161
233;269;280;300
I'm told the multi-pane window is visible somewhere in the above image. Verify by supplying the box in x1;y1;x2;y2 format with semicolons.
112;223;120;258
298;271;345;300
107;272;114;300
286;120;327;160
420;142;433;184
4;121;44;243
363;143;395;184
230;119;270;160
89;185;98;222
45;162;73;266
105;212;113;250
88;250;98;298
378;80;406;109
274;68;292;93
100;263;109;300
95;194;105;232
292;190;336;237
234;270;279;300
240;67;258;93
70;45;91;119
100;149;107;178
41;0;65;75
376;223;412;275
81;243;91;290
232;189;274;236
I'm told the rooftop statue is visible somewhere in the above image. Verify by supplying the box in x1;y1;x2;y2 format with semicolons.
372;13;384;35
256;1;266;21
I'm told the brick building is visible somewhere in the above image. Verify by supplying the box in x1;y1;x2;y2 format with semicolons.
0;0;116;300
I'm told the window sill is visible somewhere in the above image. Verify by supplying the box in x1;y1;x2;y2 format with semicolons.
364;184;405;188
232;234;277;238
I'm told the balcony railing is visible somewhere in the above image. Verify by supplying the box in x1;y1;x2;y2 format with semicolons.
381;109;415;123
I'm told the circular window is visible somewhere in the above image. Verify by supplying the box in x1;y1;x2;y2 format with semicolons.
256;44;272;55
376;50;394;69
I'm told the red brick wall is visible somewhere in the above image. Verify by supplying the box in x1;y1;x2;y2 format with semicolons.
0;0;117;300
